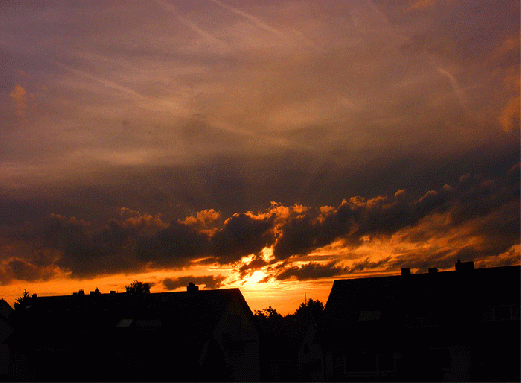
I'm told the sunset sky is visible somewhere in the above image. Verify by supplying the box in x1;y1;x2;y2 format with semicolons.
1;0;519;314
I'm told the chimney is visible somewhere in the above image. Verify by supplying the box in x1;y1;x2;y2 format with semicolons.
187;283;199;293
455;260;474;273
428;267;438;274
401;268;411;276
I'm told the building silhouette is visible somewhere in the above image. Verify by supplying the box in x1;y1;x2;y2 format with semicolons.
3;262;520;382
315;262;520;381
8;285;260;381
0;299;14;380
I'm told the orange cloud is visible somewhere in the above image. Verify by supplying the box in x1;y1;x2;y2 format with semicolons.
499;95;520;132
120;207;167;234
181;209;220;226
180;209;221;236
9;83;27;118
407;0;453;11
486;34;520;132
492;34;520;61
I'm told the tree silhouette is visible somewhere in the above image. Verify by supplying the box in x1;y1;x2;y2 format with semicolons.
293;298;324;324
125;280;151;295
254;306;282;320
14;290;32;310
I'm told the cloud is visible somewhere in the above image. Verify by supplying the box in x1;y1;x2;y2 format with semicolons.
0;160;518;285
346;257;392;273
435;67;469;112
0;1;518;291
499;95;520;132
180;209;221;235
135;221;210;269
162;274;226;290
1;0;517;195
276;261;346;281
273;164;519;263
56;219;141;277
0;213;208;281
272;216;317;260
238;256;269;278
52;60;189;116
154;0;230;54
272;255;392;281
7;259;53;281
209;0;286;38
9;83;27;117
407;0;453;11
272;187;451;260
120;207;168;235
210;213;275;264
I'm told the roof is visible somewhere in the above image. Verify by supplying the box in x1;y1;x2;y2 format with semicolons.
320;265;520;348
0;300;13;320
10;288;255;381
12;288;252;347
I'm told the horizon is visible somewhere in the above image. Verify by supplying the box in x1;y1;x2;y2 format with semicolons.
1;0;519;316
4;261;513;316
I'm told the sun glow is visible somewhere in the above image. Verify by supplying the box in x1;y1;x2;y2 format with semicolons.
261;246;275;262
246;270;266;285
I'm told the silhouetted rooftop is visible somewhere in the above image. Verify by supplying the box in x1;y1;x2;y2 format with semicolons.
15;287;251;341
10;287;255;381
321;265;520;347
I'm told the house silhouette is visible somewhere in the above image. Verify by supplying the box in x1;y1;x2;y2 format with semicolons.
314;262;520;382
9;285;260;381
0;299;14;380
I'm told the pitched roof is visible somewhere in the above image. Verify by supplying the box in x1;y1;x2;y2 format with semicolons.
0;299;13;320
10;288;255;381
325;265;520;314
321;265;520;347
12;288;252;346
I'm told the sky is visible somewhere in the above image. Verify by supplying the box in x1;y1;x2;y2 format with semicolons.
0;0;519;314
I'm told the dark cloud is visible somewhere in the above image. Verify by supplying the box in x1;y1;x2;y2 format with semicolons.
0;214;207;281
273;163;519;262
389;248;451;272
346;257;392;273
238;257;269;277
7;259;53;282
272;188;449;260
271;216;318;260
0;210;270;282
389;240;519;274
276;261;347;281
162;275;226;291
388;195;519;273
1;134;517;231
210;213;274;264
275;256;393;281
58;220;141;277
0;159;518;284
135;221;210;269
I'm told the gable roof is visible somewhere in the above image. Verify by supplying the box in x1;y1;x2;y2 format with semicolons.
10;288;256;381
320;265;520;347
0;299;13;320
325;265;520;313
12;288;252;347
